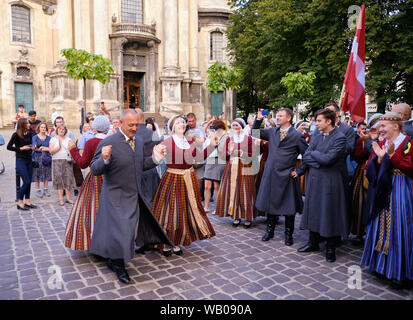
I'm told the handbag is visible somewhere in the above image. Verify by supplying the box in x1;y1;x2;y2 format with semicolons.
42;153;52;167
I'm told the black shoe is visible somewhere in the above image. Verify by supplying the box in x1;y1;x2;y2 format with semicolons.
172;247;183;256
24;204;37;209
135;245;147;254
232;219;241;227
92;254;107;262
161;249;172;257
106;259;130;284
243;221;252;229
17;204;30;211
326;248;336;263
298;242;320;253
285;229;294;246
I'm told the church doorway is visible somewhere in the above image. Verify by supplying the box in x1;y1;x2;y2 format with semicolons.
123;71;145;111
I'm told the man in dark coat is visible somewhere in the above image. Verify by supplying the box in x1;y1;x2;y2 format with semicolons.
90;109;172;284
136;110;161;206
392;103;413;138
294;108;349;263
252;108;308;246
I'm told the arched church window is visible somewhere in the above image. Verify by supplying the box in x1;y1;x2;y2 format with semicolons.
210;31;223;61
11;5;31;43
122;0;143;24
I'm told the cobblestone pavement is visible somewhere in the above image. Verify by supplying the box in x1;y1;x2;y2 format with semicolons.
1;129;412;300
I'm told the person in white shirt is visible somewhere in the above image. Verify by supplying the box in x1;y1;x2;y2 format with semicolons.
49;125;76;206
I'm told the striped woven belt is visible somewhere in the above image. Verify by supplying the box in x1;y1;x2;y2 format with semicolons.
393;169;405;176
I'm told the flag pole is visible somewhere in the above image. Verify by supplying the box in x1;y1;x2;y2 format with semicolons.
338;83;346;109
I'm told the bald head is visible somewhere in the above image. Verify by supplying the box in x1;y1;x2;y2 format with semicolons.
120;109;139;139
135;108;145;124
392;103;411;121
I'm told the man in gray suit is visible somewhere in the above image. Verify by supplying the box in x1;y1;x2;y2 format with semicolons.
253;108;308;246
90;109;171;284
392;103;413;138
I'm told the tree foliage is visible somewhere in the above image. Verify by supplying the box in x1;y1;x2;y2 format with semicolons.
61;48;114;84
226;0;413;117
206;62;242;94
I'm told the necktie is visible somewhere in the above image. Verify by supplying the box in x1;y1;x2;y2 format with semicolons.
128;138;135;151
280;130;288;141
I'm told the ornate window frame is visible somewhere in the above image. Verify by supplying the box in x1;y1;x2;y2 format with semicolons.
10;1;33;45
209;28;224;62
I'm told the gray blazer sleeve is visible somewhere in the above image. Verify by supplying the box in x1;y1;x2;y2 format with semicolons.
311;135;347;166
252;118;270;141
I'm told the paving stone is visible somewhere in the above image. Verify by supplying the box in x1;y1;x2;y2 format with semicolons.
156;287;173;296
233;292;256;300
98;292;120;300
78;286;99;297
268;285;289;297
199;285;218;295
138;291;159;300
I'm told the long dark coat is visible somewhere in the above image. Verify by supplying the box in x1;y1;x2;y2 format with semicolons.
297;128;349;237
89;130;172;262
137;124;161;205
252;120;308;215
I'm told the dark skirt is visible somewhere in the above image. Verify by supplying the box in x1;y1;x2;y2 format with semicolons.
32;154;52;183
361;174;413;281
65;172;103;250
350;164;367;237
152;168;215;249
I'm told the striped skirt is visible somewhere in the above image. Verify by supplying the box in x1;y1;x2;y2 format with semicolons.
152;167;215;248
360;174;413;281
350;164;367;237
215;158;258;221
64;172;103;251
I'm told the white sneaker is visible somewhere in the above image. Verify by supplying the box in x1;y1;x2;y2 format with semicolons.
204;207;210;213
43;189;51;197
35;189;43;198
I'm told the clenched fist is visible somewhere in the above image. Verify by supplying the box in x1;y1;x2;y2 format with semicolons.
153;144;167;162
102;145;112;160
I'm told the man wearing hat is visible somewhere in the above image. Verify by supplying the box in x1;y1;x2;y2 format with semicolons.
253;108;308;245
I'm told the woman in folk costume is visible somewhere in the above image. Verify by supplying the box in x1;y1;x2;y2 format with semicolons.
64;115;110;251
360;113;413;289
152;115;217;257
215;118;258;228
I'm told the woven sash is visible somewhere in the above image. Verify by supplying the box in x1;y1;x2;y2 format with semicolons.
166;167;209;237
228;156;240;216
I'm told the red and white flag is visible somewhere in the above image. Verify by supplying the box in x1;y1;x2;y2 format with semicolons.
341;4;366;122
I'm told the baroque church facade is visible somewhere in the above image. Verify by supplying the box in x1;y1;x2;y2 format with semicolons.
0;0;233;128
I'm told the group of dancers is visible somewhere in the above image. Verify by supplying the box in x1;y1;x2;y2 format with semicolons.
62;103;413;288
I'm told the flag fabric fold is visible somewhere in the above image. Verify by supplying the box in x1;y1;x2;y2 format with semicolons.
341;4;366;123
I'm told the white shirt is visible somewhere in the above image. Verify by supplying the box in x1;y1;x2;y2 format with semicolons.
384;133;406;152
50;136;72;160
172;134;190;150
280;125;291;133
233;132;246;144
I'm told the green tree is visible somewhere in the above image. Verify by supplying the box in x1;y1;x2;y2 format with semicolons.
206;61;242;93
227;0;413;117
61;48;115;125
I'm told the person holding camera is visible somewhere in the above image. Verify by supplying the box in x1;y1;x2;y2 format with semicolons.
32;122;52;198
49;124;76;206
7;118;37;211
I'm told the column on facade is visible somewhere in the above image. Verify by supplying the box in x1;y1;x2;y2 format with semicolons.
163;0;179;73
93;0;110;102
188;0;200;78
57;0;73;54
